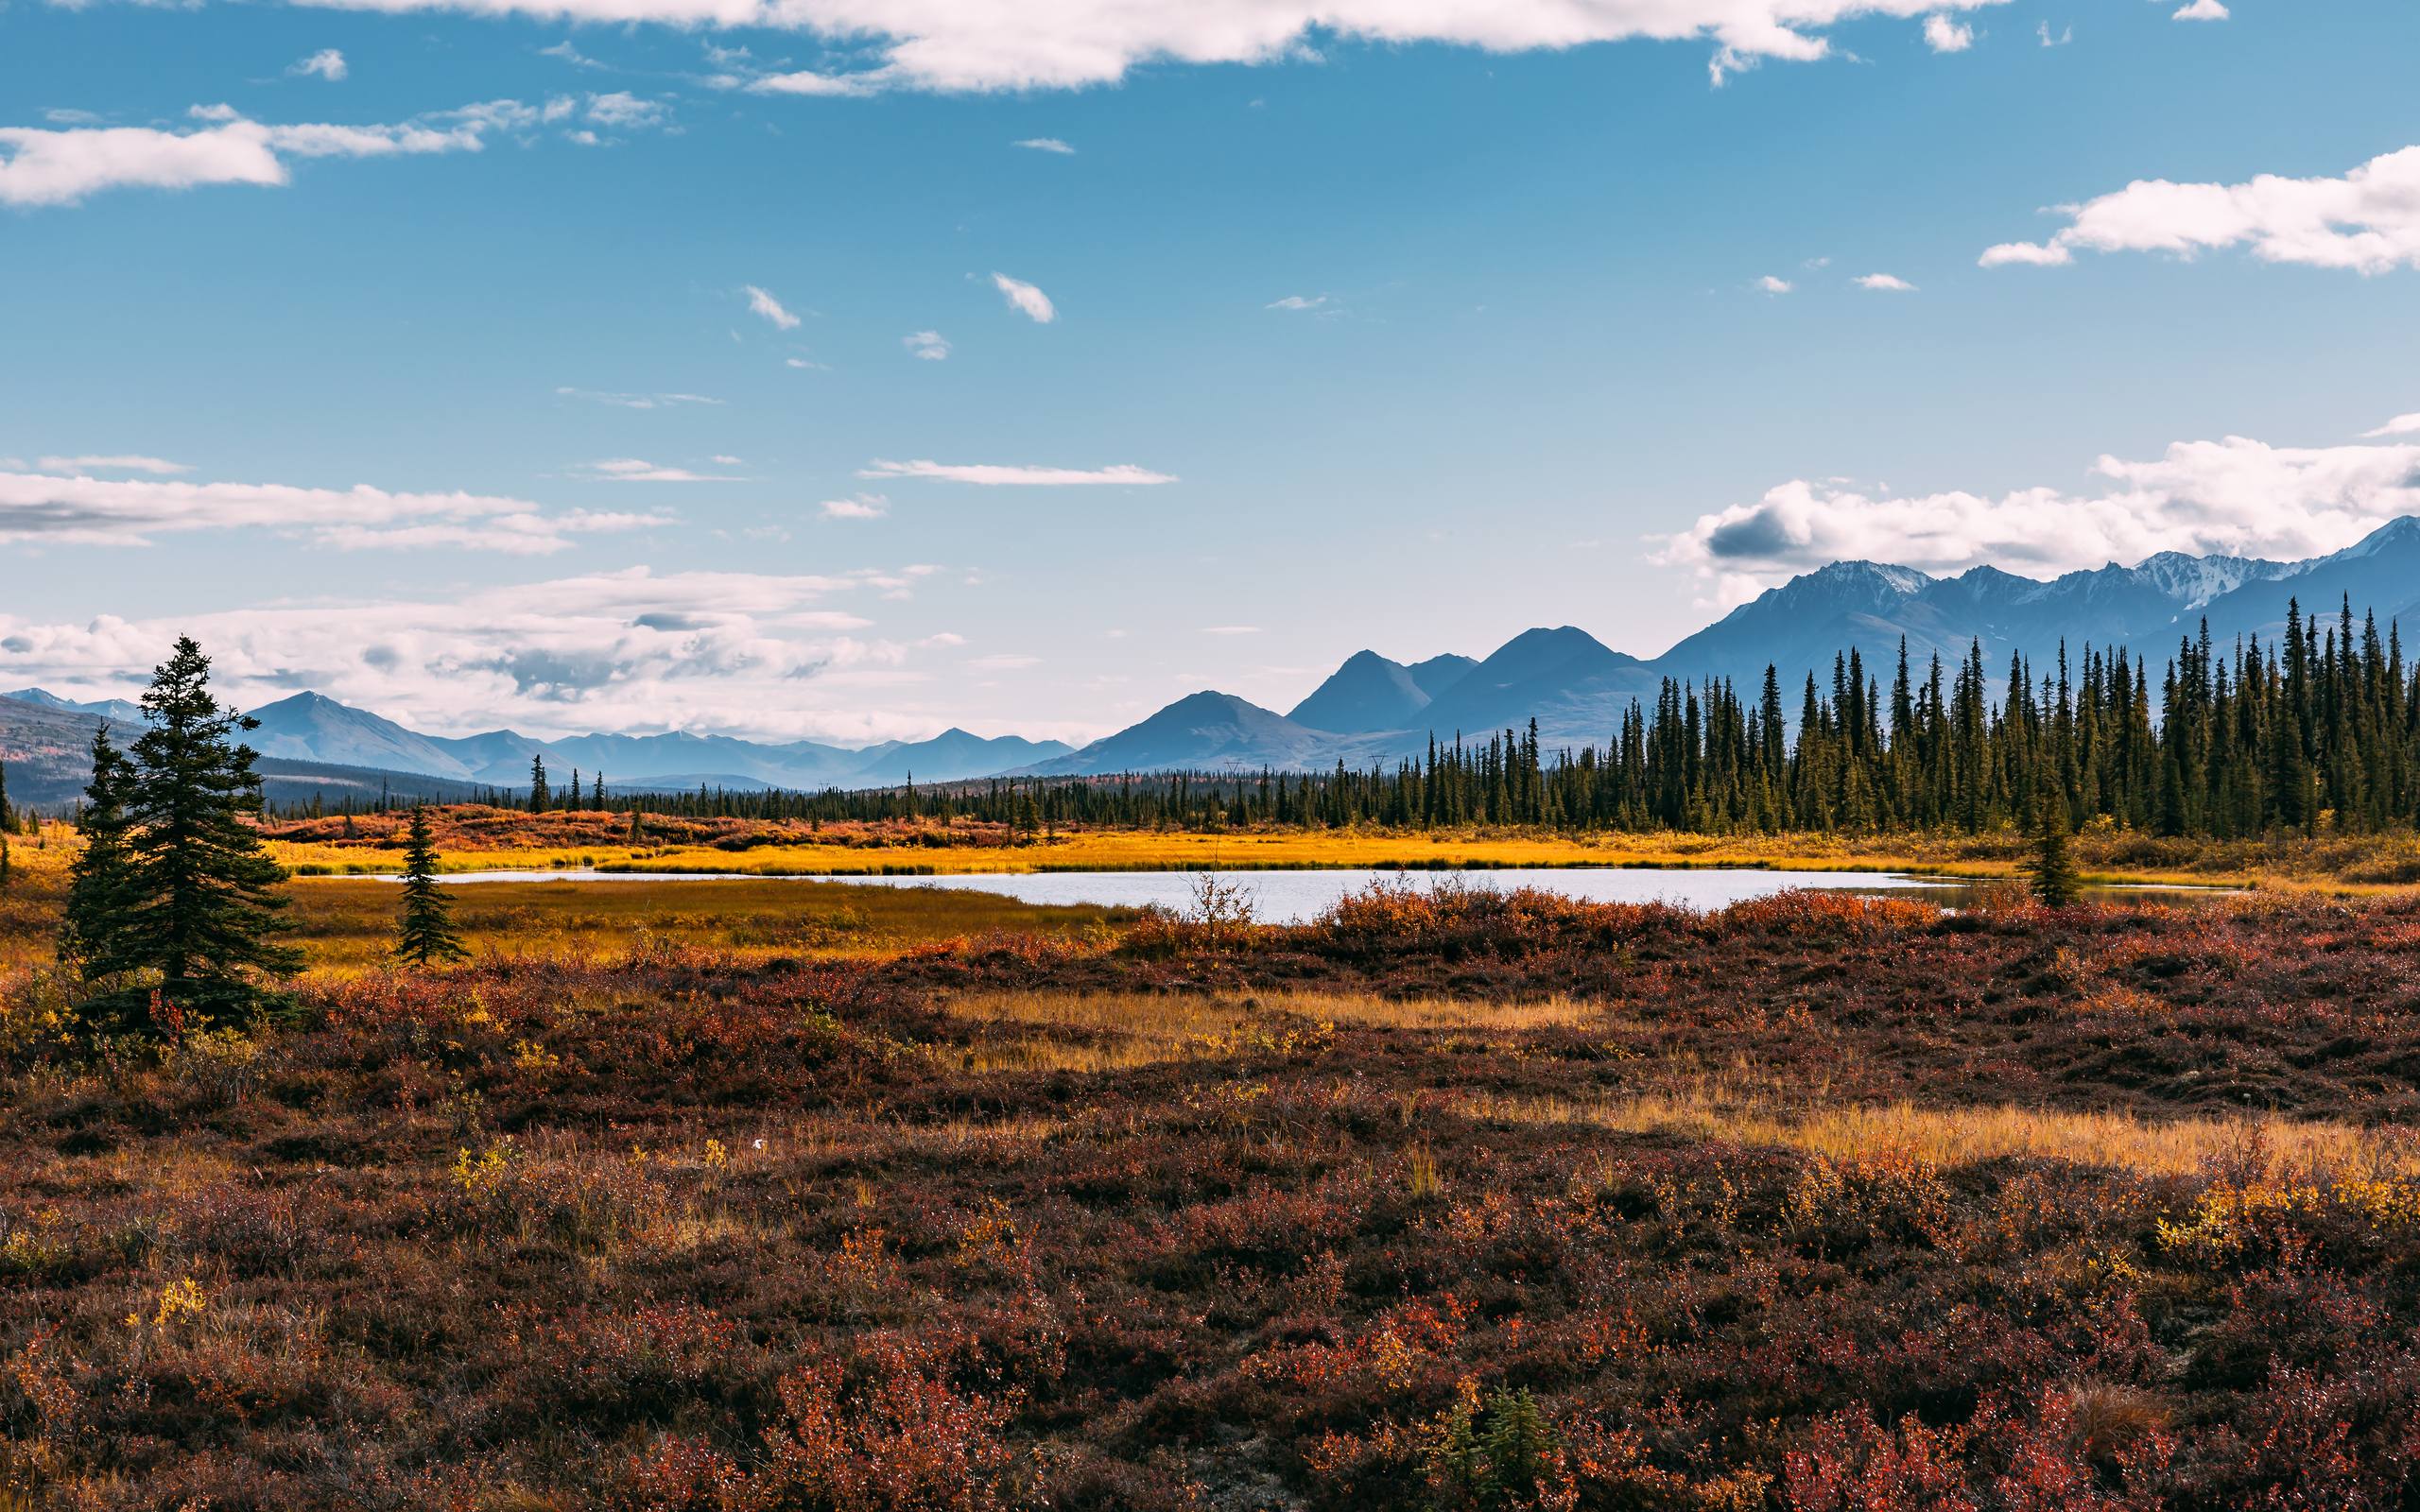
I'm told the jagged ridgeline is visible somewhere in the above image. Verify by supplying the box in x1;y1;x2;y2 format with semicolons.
642;595;2414;840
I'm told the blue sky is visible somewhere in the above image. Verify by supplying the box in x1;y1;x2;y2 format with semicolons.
4;0;2418;744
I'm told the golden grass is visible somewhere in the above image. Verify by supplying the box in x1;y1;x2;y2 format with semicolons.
256;821;2364;893
1469;1086;2420;1182
936;988;1607;1074
279;875;1131;973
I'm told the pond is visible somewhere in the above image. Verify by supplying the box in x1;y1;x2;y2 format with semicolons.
375;866;2231;924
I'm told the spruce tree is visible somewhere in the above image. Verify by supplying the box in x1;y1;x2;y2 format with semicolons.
2024;786;2083;908
60;730;143;983
528;754;550;814
116;638;302;1024
394;805;467;967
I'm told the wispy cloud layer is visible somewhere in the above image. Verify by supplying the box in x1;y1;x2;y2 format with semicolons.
255;1;2012;94
857;459;1177;486
1981;145;2420;274
1657;434;2420;603
0;100;535;207
37;455;191;475
0;567;932;742
0;467;666;554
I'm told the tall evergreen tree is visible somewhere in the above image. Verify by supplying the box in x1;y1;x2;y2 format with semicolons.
393;806;467;967
529;754;550;814
115;638;302;1024
60;730;143;984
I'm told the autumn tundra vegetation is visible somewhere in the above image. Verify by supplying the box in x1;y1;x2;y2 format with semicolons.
8;639;2420;1508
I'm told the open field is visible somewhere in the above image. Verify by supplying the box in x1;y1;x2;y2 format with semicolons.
8;867;2420;1507
256;805;2420;892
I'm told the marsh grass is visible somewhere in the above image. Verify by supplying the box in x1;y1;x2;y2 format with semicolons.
1473;1085;2420;1183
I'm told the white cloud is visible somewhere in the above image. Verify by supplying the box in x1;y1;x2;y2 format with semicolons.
0;467;664;554
0;100;532;208
991;271;1057;323
1266;294;1329;311
0;566;948;743
37;455;190;475
2363;413;2420;438
821;493;890;520
1980;144;2420;274
1656;433;2420;599
575;457;746;482
1922;14;1973;51
583;90;666;129
2172;0;2228;19
1012;137;1074;154
235;1;2014;95
2036;21;2071;44
1755;275;1793;294
858;459;1176;486
967;653;1040;670
917;631;967;648
904;329;952;360
1856;272;1917;290
540;40;611;68
556;387;722;408
290;48;350;81
742;284;801;329
1201;625;1261;636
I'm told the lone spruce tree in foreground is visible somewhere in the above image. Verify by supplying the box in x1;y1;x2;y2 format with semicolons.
2025;787;2083;908
60;730;140;980
112;638;302;1026
394;806;467;967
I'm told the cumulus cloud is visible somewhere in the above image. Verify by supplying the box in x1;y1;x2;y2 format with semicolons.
37;455;190;475
903;329;951;360
2363;413;2420;438
857;459;1176;486
991;272;1056;323
2172;0;2228;19
1922;14;1973;51
0;99;534;207
1266;293;1330;311
821;493;890;519
556;387;722;409
2037;21;2071;44
1655;433;2420;603
574;457;746;482
1755;275;1793;294
0;566;941;742
1980;144;2420;274
0;466;665;554
1856;272;1917;290
239;1;2012;94
290;48;350;80
1012;136;1074;153
741;284;801;329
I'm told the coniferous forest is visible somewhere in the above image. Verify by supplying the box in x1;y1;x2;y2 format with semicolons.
308;597;2420;841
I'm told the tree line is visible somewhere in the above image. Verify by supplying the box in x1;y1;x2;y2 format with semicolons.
441;594;2411;843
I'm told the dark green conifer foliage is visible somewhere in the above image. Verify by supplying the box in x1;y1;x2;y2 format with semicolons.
528;755;550;814
116;637;302;1025
2025;786;2083;908
394;806;467;967
60;730;140;979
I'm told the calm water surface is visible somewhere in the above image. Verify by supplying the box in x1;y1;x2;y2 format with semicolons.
386;867;2228;923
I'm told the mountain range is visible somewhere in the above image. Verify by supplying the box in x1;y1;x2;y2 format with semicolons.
9;516;2420;803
